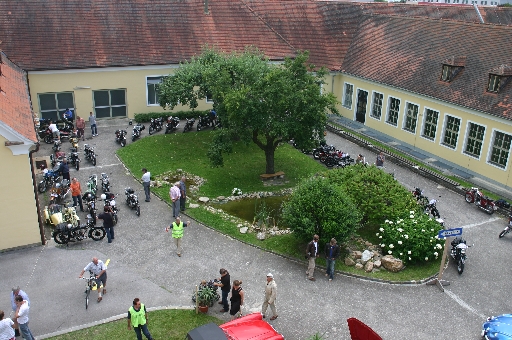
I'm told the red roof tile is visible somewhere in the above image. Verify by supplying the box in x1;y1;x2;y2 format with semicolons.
0;52;38;143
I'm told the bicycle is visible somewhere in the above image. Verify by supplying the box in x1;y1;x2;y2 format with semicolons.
81;271;104;309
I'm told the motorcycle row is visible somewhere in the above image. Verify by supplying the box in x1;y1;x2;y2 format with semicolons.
311;144;356;168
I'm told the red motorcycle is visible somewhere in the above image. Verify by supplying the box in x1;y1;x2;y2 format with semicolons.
465;187;497;214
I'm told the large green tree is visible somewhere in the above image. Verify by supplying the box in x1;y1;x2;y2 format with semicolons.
159;47;338;174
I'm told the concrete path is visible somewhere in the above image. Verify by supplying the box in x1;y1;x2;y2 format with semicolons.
1;118;510;340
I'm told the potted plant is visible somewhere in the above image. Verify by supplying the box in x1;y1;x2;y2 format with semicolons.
196;286;217;313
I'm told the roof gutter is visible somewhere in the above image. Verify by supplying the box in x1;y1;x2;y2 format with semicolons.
29;142;46;245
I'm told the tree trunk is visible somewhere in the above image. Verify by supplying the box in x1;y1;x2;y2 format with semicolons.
265;144;275;174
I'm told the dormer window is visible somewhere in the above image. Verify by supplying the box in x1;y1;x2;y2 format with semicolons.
440;56;466;83
487;65;512;93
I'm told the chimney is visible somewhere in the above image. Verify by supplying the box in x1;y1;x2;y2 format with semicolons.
204;0;209;14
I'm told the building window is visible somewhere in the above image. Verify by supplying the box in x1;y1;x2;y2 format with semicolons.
465;123;485;157
488;74;501;93
442;115;460;149
422;109;439;140
403;103;419;133
38;92;75;120
206;92;214;103
343;83;353;109
93;89;127;118
147;76;163;106
370;92;383;120
387;97;400;126
489;131;511;168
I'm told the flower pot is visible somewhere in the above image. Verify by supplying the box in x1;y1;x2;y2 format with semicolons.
198;305;209;313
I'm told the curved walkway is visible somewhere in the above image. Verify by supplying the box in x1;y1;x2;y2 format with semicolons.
0;118;508;340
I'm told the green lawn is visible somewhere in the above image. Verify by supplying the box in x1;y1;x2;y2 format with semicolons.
48;309;221;340
117;131;440;282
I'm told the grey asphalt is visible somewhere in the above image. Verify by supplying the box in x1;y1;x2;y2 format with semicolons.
1;118;510;340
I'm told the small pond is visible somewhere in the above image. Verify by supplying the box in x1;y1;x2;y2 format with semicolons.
211;196;289;226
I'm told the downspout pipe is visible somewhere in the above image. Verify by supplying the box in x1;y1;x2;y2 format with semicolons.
29;142;46;245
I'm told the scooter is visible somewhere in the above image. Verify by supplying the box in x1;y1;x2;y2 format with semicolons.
465;187;497;214
499;215;512;238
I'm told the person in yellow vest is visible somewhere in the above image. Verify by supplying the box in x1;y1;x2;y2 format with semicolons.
127;298;153;340
165;216;191;257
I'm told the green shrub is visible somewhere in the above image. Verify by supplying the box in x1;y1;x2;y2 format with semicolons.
134;110;209;123
281;176;360;246
378;210;444;265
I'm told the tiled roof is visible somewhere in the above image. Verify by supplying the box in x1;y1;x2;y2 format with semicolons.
0;0;296;71
341;15;512;120
0;52;38;143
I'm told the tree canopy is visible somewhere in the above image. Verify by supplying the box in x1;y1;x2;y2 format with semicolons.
159;47;338;174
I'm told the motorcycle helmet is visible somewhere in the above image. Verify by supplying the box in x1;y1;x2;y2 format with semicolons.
55;183;61;188
101;194;106;200
110;200;116;207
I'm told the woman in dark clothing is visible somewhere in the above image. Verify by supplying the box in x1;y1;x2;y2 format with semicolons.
229;280;244;320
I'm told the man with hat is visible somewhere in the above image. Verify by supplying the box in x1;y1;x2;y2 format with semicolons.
10;286;29;337
261;273;278;320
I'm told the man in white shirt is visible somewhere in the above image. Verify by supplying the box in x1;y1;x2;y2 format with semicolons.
15;295;34;340
48;120;60;141
79;257;108;302
11;286;29;337
141;168;151;202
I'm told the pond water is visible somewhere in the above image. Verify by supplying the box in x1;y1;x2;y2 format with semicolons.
212;196;289;225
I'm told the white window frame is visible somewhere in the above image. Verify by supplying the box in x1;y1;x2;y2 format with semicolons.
342;82;354;110
385;96;401;127
486;128;512;170
462;120;487;160
420;107;440;142
370;91;384;121
439;113;462;151
206;94;214;104
402;101;420;135
146;75;164;106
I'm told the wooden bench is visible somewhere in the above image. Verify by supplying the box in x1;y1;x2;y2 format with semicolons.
260;171;285;180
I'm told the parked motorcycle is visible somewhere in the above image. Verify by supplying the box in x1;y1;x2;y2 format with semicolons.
124;187;140;216
38;168;61;193
425;199;441;219
115;129;127;147
83;144;97;166
149;117;164;135
68;147;80;171
100;173;111;193
165;116;180;134
69;136;79;150
465;187;497;214
45;202;80;228
183;118;195;132
196;115;215;131
101;193;119;225
450;236;469;274
50;180;71;203
132;123;145;141
86;174;98;196
52;140;61;152
313;144;335;160
412;187;429;208
82;191;97;224
52;216;106;245
499;215;512;238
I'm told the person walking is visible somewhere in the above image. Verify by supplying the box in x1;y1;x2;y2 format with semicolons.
325;238;340;282
48;120;60;141
127;298;154;340
261;273;278;320
79;257;108;302
141;168;151;202
0;310;15;340
10;286;29;338
165;216;190;257
376;151;385;168
306;234;320;281
214;269;231;313
229;280;244;320
59;158;70;181
14;295;34;340
76;116;86;141
169;182;181;218
179;176;186;211
89;111;98;137
70;177;84;212
97;206;115;243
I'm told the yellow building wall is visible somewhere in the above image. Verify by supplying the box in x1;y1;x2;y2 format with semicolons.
334;74;512;188
0;137;41;250
27;66;213;119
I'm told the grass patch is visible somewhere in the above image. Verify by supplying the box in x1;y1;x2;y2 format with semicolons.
48;309;221;340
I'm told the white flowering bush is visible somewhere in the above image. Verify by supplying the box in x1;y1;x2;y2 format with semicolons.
231;188;243;196
377;210;444;264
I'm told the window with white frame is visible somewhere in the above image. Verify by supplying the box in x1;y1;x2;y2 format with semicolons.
403;103;419;133
147;76;163;106
206;92;214;103
422;108;439;140
370;92;383;120
93;89;127;118
465;122;485;157
38;92;75;120
442;115;460;149
387;97;400;126
489;131;511;168
343;83;353;109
